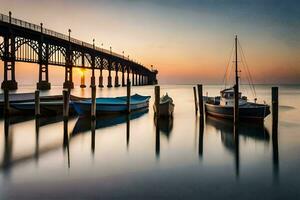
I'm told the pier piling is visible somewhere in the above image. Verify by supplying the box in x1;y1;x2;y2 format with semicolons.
91;86;96;119
155;86;160;117
197;84;204;118
193;86;198;115
127;79;131;113
63;90;70;120
35;90;40;117
3;89;9;117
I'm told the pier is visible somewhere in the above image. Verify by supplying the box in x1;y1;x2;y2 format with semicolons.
0;12;158;91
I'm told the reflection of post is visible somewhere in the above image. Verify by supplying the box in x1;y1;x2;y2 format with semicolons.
272;127;279;182
198;119;204;158
3;118;12;173
35;118;40;162
155;117;160;159
126;114;130;149
63;120;70;169
91;119;96;155
234;126;239;178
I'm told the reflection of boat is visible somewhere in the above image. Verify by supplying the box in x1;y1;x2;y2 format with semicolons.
72;94;150;115
71;108;148;135
154;116;173;138
153;93;174;117
206;115;270;142
205;36;270;121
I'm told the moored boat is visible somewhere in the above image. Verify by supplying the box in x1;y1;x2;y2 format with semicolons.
8;94;86;115
204;36;270;121
153;93;174;117
72;94;150;115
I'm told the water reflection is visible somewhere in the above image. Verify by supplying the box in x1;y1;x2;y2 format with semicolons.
0;115;71;175
63;120;70;168
3;118;12;176
35;118;40;162
154;116;174;159
272;118;279;183
70;109;148;157
91;119;96;155
126;115;130;149
205;116;271;177
198;118;204;158
71;109;148;136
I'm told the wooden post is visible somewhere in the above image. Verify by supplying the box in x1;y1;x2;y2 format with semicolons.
35;90;40;117
272;87;279;134
63;90;70;120
197;84;204;117
155;86;160;117
193;86;198;115
126;79;131;113
3;89;9;117
91;86;96;119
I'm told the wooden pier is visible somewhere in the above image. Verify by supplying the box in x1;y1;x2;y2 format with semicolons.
0;11;158;91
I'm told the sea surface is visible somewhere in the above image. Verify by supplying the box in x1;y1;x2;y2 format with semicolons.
0;84;299;200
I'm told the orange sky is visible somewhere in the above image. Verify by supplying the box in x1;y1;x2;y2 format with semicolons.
0;0;299;85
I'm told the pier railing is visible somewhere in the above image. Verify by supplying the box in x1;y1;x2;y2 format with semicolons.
0;13;146;68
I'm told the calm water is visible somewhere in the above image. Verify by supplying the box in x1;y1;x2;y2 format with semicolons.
0;84;299;199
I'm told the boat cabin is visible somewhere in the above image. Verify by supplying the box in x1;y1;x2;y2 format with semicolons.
220;88;247;107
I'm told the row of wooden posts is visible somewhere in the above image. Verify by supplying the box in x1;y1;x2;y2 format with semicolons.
3;84;279;128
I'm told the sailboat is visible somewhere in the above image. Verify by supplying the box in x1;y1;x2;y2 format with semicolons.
205;36;270;121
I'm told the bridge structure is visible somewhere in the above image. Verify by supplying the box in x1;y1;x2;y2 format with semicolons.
0;12;158;90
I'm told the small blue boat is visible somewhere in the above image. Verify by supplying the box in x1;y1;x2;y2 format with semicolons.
72;94;150;115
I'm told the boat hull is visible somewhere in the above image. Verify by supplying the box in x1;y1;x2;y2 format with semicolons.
73;101;149;115
205;103;270;121
72;94;151;116
154;101;174;117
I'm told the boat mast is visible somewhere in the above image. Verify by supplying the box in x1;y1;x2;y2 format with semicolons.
235;35;239;94
234;35;239;125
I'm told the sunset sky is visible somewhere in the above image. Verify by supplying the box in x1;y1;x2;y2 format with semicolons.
0;0;299;85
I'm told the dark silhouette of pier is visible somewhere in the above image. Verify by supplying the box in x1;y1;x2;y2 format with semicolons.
0;12;158;90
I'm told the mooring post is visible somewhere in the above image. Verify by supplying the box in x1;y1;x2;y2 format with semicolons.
63;90;70;120
197;84;204;118
272;87;279;134
35;90;40;117
193;86;198;115
3;89;9;117
127;79;131;113
91;86;96;119
155;86;160;117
